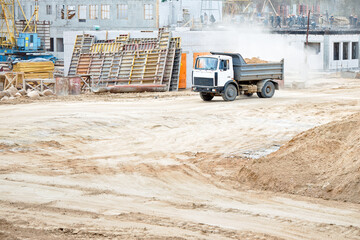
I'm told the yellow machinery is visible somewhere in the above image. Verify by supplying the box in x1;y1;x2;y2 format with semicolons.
0;0;39;49
0;0;16;48
0;0;55;62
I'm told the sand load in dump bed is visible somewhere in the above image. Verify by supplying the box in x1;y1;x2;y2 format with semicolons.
68;29;182;93
244;57;268;64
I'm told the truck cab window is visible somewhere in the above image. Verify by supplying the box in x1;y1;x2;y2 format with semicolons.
195;57;218;70
219;60;229;71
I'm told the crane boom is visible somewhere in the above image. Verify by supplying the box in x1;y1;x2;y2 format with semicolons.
0;0;16;48
0;0;38;49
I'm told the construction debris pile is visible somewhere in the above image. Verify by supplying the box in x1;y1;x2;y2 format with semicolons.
0;85;54;102
68;29;182;92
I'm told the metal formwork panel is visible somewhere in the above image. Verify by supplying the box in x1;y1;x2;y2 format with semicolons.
100;53;114;80
158;31;171;49
115;34;130;43
81;35;95;53
169;49;182;91
68;35;82;75
143;51;160;81
162;40;177;87
108;52;122;79
118;52;134;80
69;29;182;91
88;53;104;80
76;53;91;75
68;34;95;76
91;43;123;53
155;49;169;84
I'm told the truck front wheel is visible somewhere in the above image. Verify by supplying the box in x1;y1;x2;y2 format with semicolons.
200;92;214;101
258;81;275;98
222;84;237;101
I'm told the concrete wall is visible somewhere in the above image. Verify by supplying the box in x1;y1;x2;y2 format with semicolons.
159;1;182;27
284;34;325;70
328;35;360;70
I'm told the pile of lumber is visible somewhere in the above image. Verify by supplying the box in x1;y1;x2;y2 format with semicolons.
13;61;54;79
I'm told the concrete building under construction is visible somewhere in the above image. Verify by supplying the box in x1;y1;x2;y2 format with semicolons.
17;0;158;58
11;0;359;58
4;0;359;92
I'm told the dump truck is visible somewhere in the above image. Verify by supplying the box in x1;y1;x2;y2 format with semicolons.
192;52;284;101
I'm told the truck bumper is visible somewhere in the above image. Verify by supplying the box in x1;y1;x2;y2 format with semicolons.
192;86;224;93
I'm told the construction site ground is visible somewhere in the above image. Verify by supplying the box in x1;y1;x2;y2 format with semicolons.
1;74;360;240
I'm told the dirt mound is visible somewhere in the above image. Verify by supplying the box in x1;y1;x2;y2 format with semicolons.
244;57;268;64
238;113;360;203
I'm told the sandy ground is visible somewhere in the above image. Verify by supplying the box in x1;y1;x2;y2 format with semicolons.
238;111;360;204
1;75;360;239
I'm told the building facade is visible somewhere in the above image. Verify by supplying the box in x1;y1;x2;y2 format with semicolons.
18;0;157;58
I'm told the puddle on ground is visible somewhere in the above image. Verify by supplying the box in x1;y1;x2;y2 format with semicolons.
241;145;281;159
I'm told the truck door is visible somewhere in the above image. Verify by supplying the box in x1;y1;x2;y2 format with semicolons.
218;59;231;86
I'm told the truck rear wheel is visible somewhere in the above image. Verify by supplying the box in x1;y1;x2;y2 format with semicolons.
222;84;237;101
258;81;275;98
200;92;214;101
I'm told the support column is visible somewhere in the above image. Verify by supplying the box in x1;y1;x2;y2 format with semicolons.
358;35;360;69
323;35;330;71
156;0;159;29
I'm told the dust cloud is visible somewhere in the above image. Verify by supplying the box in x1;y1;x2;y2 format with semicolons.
197;24;317;85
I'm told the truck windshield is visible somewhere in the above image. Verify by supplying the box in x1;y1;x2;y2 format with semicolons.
195;57;218;70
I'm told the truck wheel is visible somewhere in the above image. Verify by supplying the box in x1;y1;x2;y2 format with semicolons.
200;92;214;101
258;81;275;98
222;84;237;101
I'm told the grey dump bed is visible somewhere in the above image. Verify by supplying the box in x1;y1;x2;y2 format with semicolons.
211;52;284;82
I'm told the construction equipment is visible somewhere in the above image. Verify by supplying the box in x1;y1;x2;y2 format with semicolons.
192;52;284;101
223;0;252;18
68;29;182;92
0;0;55;63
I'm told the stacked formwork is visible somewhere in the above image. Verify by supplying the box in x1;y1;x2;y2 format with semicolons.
68;29;182;92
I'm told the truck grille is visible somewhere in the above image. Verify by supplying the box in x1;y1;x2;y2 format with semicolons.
193;77;213;86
